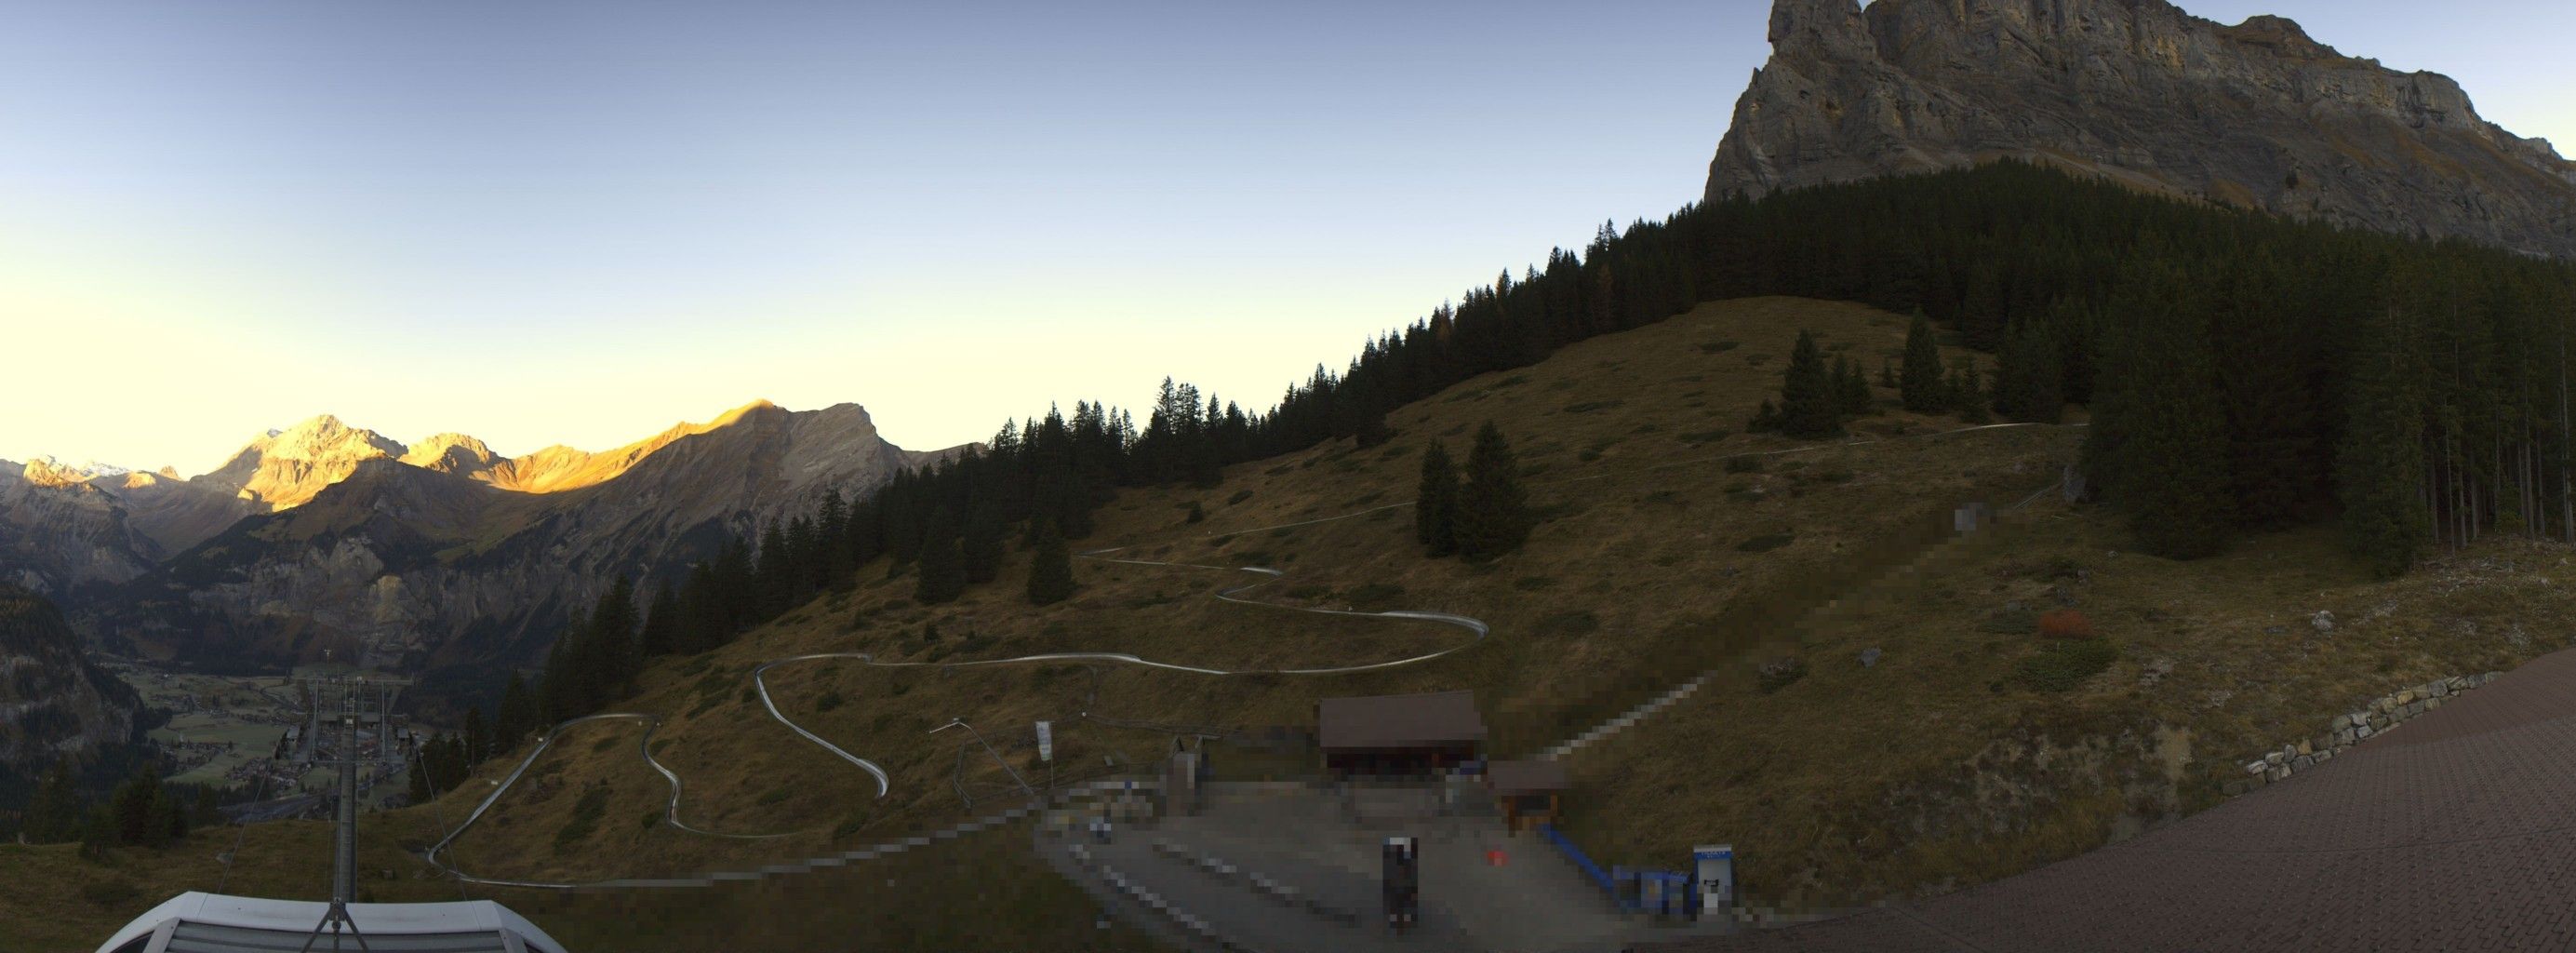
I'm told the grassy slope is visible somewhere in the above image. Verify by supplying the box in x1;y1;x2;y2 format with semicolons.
405;296;2075;889
1566;491;2576;908
26;294;2557;944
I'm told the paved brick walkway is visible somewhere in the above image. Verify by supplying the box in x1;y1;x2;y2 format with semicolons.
1659;647;2576;952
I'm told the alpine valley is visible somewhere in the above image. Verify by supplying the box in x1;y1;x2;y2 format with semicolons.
0;401;955;693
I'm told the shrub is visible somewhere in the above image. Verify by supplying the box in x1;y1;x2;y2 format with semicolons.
2037;609;2094;639
2014;638;2118;691
1185;503;1206;524
815;689;845;713
1725;456;1764;474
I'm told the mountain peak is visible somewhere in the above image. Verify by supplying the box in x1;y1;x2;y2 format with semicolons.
714;399;782;426
199;414;407;510
401;433;499;475
20;458;87;489
18;456;134;488
264;415;405;459
1768;0;1867;61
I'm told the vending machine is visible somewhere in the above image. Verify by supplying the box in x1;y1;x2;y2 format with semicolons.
1694;844;1736;918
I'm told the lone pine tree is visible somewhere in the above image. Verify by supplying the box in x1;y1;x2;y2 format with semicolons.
1948;359;1993;423
1901;311;1949;413
1454;423;1532;560
1832;353;1873;416
1415;439;1461;557
1776;329;1844;438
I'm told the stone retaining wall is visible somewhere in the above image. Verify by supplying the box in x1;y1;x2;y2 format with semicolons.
2225;671;2501;796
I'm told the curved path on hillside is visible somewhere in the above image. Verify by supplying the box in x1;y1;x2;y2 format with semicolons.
423;552;1490;888
424;420;2074;890
1659;649;2576;952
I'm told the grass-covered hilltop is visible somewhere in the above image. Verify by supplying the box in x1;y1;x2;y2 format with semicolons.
7;161;2575;949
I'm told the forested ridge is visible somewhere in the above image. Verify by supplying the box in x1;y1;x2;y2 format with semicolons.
495;160;2571;758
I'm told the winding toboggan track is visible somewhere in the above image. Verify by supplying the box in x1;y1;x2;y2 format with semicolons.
423;421;2074;889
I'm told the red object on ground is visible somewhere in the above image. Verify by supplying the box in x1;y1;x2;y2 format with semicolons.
2038;609;2093;639
1487;849;1508;866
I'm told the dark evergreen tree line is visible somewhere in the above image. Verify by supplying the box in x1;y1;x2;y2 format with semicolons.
508;160;2571;731
14;757;219;853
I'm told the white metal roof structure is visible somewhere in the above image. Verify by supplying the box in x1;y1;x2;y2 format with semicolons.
93;892;567;953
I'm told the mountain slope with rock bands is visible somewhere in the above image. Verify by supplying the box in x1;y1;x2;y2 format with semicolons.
1711;0;2576;258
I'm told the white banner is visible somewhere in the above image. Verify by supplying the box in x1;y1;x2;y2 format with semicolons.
1035;720;1053;762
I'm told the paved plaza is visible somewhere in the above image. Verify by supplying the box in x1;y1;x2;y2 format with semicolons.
1662;647;2576;951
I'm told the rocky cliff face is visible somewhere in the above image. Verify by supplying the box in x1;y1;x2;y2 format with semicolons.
0;454;257;600
0;467;167;599
0;585;143;770
1710;0;2576;258
93;401;951;676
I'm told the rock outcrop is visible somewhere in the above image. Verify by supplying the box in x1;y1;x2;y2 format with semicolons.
1710;0;2576;258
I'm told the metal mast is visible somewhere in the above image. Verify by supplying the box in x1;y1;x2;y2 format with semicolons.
292;672;408;952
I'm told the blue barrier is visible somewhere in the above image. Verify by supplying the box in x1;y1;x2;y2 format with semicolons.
1633;869;1698;917
1537;824;1702;916
1536;824;1620;898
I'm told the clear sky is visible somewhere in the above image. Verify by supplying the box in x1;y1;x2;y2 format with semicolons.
3;0;2568;474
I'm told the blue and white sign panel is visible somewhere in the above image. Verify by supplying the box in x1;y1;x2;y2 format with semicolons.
1694;844;1735;916
1035;720;1054;762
